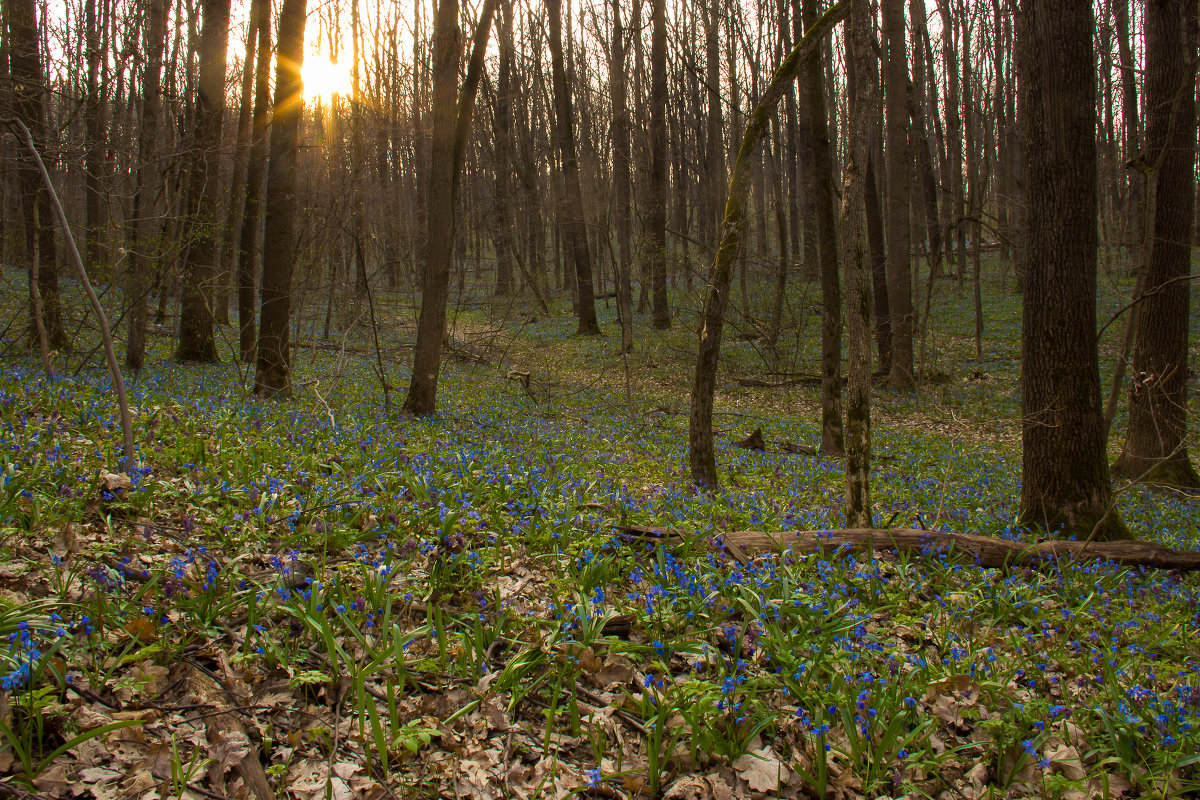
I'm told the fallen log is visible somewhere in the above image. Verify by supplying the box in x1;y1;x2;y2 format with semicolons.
613;524;1200;572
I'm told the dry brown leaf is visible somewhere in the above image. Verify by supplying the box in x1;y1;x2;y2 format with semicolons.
662;773;735;800
732;746;789;793
1047;743;1086;781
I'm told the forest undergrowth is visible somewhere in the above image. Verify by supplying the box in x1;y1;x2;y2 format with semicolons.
1;261;1198;800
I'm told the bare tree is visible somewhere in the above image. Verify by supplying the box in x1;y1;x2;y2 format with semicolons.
1112;0;1199;488
688;1;848;489
254;0;308;397
884;0;913;388
402;0;499;415
125;0;168;371
1019;0;1129;540
842;0;876;527
547;0;601;335
6;0;66;349
176;0;232;362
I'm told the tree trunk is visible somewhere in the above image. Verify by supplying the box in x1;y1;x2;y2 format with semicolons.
647;0;671;329
1020;0;1130;540
547;0;600;335
6;0;66;349
402;0;498;414
492;0;516;298
841;0;875;528
884;0;912;388
801;0;844;458
253;0;307;397
1114;0;1144;249
176;0;232;362
125;0;168;371
688;1;848;489
219;10;258;332
84;0;110;278
610;0;634;353
1112;0;1199;488
236;0;271;364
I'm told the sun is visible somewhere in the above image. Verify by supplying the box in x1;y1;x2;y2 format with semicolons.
302;58;352;103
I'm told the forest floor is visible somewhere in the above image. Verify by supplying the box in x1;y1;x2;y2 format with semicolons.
0;259;1198;800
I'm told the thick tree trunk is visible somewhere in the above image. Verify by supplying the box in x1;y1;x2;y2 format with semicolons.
6;0;66;350
176;0;232;362
253;0;307;397
1020;0;1130;540
688;1;848;489
125;0;168;371
1112;0;1199;488
547;0;600;335
884;0;913;388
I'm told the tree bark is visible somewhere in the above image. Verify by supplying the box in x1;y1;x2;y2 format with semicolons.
648;0;671;330
84;0;110;278
801;0;844;458
1112;0;1199;488
6;0;66;349
237;0;271;364
176;0;232;362
610;0;634;353
125;0;168;371
253;0;306;397
614;524;1200;572
1019;0;1130;540
402;0;498;414
884;0;913;388
841;0;875;528
547;0;600;335
688;1;848;489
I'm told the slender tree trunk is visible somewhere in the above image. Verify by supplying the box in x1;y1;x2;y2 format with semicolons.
688;1;848;489
1113;0;1199;488
1115;0;1144;249
865;152;890;373
403;0;498;414
1020;0;1130;540
125;0;167;371
219;13;258;331
176;0;232;362
237;0;271;364
546;0;600;335
884;0;912;387
647;0;671;329
610;0;634;353
84;0;110;278
802;0;844;457
253;0;306;396
842;0;875;528
492;0;516;298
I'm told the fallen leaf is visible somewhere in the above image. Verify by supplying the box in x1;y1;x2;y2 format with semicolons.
732;746;789;793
